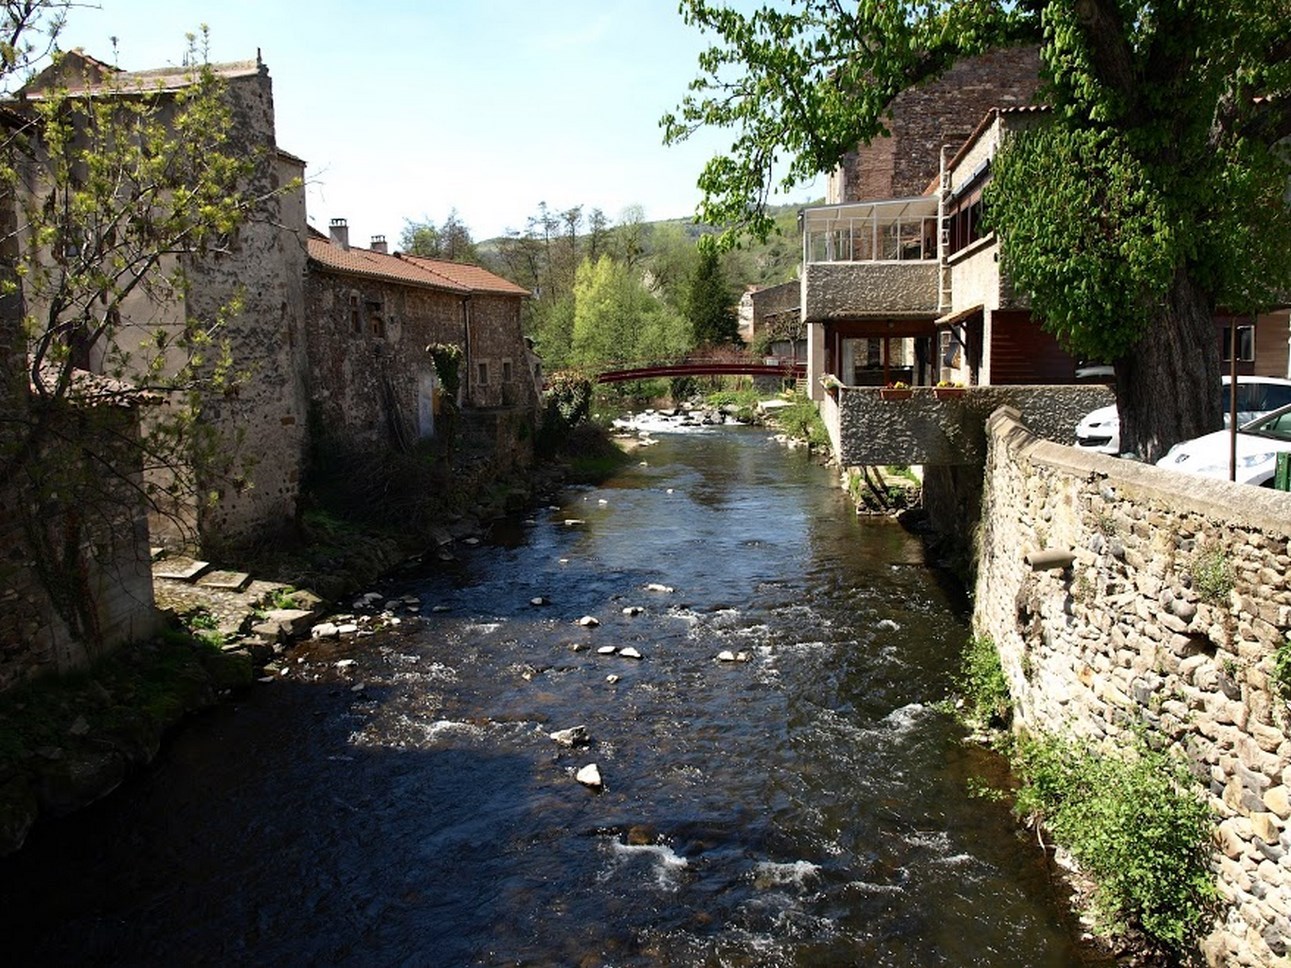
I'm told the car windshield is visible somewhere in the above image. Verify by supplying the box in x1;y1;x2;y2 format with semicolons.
1246;408;1291;441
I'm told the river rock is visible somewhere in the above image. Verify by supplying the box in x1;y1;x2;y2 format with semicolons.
606;674;620;684
622;606;644;616
618;647;643;660
310;621;340;639
578;616;600;628
717;651;736;662
531;597;549;606
564;519;586;527
876;619;900;631
576;764;603;789
597;646;617;655
550;725;591;748
644;583;674;594
336;623;359;635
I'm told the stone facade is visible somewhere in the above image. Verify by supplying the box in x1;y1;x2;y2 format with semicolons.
824;383;1111;466
829;47;1042;203
975;407;1291;966
801;262;940;323
14;54;312;552
304;234;537;454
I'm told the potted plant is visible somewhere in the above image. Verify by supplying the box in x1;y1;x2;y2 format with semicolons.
819;373;843;396
933;380;966;399
879;381;913;400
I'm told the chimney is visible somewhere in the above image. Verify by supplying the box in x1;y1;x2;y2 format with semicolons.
329;217;349;250
370;234;388;254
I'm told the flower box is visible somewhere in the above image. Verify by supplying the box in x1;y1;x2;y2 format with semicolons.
879;387;913;400
933;386;966;399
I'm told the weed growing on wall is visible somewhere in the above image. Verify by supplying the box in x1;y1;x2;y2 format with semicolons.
769;393;830;449
1274;634;1291;704
1191;544;1234;605
959;635;1011;730
1014;734;1217;952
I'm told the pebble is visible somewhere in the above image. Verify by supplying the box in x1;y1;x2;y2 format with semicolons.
335;659;356;669
606;674;620;684
530;596;549;606
618;647;643;660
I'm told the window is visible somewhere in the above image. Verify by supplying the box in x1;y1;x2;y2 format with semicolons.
502;359;513;383
1220;325;1254;363
366;299;385;338
349;294;361;334
477;361;489;385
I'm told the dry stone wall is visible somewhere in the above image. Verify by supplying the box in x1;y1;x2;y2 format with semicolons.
974;407;1291;966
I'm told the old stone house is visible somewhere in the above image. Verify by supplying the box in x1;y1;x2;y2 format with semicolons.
304;221;536;453
13;50;312;553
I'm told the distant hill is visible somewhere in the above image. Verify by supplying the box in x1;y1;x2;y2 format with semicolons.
477;199;822;292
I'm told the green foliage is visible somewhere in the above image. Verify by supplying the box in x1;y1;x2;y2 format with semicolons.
959;634;1011;729
570;255;689;370
1014;734;1216;950
400;209;478;264
1191;544;1234;606
987;125;1173;362
426;342;463;406
1274;634;1291;704
544;371;593;427
769;394;829;448
686;248;739;346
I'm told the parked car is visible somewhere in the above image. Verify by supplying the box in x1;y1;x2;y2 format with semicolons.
1074;375;1291;454
1155;402;1291;485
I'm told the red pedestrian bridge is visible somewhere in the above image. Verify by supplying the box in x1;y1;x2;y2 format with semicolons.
595;357;806;384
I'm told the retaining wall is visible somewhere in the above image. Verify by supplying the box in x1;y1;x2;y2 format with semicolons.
974;406;1291;966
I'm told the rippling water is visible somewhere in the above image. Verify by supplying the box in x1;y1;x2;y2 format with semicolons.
1;424;1096;966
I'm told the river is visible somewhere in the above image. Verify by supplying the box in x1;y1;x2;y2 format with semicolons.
1;421;1098;966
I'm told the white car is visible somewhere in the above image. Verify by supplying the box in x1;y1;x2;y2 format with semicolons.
1156;403;1291;485
1074;375;1291;454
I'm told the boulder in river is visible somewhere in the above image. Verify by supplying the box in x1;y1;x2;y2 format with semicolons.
644;583;674;594
578;616;600;628
618;647;642;660
550;725;591;748
576;763;603;790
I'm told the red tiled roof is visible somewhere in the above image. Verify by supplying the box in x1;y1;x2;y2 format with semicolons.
308;238;530;298
398;255;531;297
307;238;470;293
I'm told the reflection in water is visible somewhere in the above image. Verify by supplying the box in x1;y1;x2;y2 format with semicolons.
0;426;1094;967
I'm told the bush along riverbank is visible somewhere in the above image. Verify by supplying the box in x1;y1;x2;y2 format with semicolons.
953;635;1217;964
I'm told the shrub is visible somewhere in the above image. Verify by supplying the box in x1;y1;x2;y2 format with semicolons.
960;634;1011;728
771;394;830;449
1014;735;1216;951
1191;544;1233;605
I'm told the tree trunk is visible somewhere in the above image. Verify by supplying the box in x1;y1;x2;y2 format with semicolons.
1116;269;1221;463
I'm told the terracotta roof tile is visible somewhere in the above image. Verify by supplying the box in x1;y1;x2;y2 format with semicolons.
398;255;531;297
308;239;530;297
307;238;470;292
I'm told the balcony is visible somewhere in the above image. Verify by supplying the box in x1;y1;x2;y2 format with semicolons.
800;197;942;323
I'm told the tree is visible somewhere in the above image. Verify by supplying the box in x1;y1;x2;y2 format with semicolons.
686;247;739;347
570;255;688;370
399;208;478;263
665;1;1291;459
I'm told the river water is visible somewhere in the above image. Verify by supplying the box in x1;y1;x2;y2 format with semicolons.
2;422;1097;967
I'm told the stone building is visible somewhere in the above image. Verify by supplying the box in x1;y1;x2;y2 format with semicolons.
13;51;312;553
304;222;535;452
826;47;1043;204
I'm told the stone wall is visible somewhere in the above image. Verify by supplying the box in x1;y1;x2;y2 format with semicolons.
833;47;1042;202
0;401;158;693
305;273;465;449
179;68;310;551
974;407;1291;966
831;384;1111;466
802;262;940;322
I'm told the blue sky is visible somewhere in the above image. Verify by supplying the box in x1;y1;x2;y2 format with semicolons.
53;0;821;246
